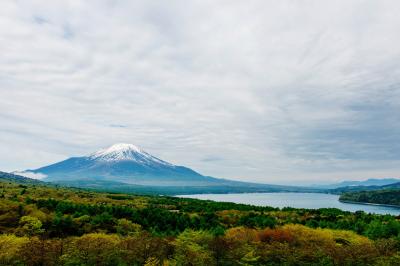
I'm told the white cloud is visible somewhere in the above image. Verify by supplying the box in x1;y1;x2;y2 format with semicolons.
13;171;47;180
1;0;400;184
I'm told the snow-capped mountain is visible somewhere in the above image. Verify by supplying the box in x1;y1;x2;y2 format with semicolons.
19;143;314;194
89;143;173;166
22;143;218;186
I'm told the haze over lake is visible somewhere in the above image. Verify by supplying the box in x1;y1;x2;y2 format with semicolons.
178;193;400;216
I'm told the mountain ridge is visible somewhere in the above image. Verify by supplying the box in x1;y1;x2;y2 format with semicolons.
314;178;400;189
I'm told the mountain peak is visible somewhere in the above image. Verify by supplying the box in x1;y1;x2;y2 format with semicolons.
105;143;142;153
89;143;144;161
88;143;173;166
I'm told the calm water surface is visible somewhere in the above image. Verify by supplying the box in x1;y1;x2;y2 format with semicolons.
177;193;400;215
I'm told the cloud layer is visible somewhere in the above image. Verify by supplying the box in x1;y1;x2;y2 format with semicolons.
1;0;400;184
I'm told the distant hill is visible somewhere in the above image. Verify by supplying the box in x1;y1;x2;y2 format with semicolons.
336;181;400;207
316;178;400;189
340;189;400;207
329;181;400;195
17;143;318;195
382;182;400;189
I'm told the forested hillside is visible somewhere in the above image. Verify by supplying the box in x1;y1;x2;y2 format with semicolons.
1;180;400;265
340;189;400;207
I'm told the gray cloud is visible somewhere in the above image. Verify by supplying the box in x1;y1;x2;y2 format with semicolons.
1;0;400;185
201;156;224;163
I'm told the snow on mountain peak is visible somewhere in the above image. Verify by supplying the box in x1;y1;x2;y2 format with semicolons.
105;143;142;153
89;143;173;166
90;143;144;159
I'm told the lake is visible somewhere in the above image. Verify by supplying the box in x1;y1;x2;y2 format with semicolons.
177;192;400;215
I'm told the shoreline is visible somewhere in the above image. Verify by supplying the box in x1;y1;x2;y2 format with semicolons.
339;199;400;209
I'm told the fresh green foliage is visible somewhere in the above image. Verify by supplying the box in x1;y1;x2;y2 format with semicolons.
0;180;399;265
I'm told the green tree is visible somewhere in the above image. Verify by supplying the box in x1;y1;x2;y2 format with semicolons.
18;216;44;236
115;218;141;236
61;233;121;266
174;230;216;266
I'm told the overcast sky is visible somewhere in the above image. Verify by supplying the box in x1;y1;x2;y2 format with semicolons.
1;1;400;185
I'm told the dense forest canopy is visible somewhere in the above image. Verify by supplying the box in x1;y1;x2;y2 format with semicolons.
340;189;400;206
0;180;400;265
